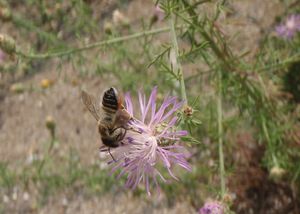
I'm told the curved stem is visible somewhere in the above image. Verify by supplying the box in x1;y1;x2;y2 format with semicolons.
16;27;173;59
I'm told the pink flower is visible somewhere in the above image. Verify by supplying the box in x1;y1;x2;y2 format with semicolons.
154;5;165;22
150;5;165;25
103;87;191;195
199;201;224;214
275;14;300;39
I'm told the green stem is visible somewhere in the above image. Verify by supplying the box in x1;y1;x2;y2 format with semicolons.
37;137;56;176
217;69;226;197
174;10;232;71
185;53;300;82
256;54;300;72
261;116;277;166
38;129;56;176
16;27;173;59
170;12;188;103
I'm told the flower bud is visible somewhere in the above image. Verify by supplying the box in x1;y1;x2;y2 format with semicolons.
150;5;165;25
183;105;193;117
270;166;286;180
71;78;78;86
10;83;25;93
40;79;53;89
222;193;236;204
0;7;12;21
112;9;129;27
45;116;56;133
150;15;158;26
0;34;16;55
104;21;113;34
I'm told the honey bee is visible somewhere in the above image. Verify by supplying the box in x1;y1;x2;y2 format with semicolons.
81;87;134;161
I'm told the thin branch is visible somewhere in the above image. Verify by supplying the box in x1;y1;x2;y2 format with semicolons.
170;12;188;103
16;27;174;59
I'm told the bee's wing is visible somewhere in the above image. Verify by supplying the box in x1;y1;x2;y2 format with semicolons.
81;90;100;121
115;108;132;126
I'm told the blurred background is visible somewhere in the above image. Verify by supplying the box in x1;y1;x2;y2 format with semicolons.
0;0;300;213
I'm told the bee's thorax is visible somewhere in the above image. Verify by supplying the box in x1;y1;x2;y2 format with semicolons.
99;109;116;125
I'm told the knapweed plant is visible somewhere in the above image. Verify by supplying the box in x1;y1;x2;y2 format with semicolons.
1;0;300;212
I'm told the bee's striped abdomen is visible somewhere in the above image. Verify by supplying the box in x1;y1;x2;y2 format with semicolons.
102;87;118;111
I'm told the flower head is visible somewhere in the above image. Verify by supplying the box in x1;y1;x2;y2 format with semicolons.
275;14;300;39
150;5;165;25
103;87;191;195
199;201;224;214
0;34;16;55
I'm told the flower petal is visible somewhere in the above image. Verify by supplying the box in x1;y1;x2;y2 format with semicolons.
124;92;133;115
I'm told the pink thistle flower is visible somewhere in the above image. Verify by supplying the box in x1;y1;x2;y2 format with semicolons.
275;14;300;39
104;87;191;195
199;201;224;214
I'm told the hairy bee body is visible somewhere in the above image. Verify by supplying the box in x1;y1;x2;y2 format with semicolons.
81;87;131;150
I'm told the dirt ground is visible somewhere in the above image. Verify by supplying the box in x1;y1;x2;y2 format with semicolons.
0;0;294;213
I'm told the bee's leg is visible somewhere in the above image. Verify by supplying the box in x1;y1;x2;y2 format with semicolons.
109;126;128;137
119;128;127;141
122;125;142;134
99;146;117;162
113;128;127;142
108;147;117;162
109;126;119;134
99;145;108;152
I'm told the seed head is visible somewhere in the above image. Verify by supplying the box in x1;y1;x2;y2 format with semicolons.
183;105;193;117
10;83;25;93
0;7;12;21
270;166;286;181
0;34;16;55
45;116;56;136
